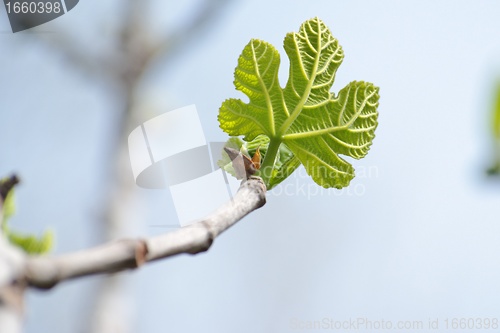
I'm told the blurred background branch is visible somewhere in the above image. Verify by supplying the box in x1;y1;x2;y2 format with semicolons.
14;0;234;332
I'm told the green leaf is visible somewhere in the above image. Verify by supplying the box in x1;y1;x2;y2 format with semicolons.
284;81;379;188
267;143;301;189
244;136;301;189
488;83;500;176
7;229;54;255
494;82;500;141
218;17;380;188
217;137;245;178
0;174;54;254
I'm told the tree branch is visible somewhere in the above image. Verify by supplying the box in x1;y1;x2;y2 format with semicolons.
0;236;25;333
23;177;266;290
149;0;233;64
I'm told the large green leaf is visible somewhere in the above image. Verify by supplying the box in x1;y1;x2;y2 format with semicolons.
219;17;380;188
218;39;286;141
284;81;379;188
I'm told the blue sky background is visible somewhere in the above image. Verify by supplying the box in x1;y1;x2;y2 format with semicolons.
1;1;500;332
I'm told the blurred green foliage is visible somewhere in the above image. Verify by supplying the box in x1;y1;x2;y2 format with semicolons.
487;83;500;175
494;83;500;142
1;175;54;254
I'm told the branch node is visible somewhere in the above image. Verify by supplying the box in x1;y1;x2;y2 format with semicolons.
135;239;148;267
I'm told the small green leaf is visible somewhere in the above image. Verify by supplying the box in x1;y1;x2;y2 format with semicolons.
7;229;54;255
0;174;54;254
218;17;379;188
494;82;500;141
217;137;245;178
